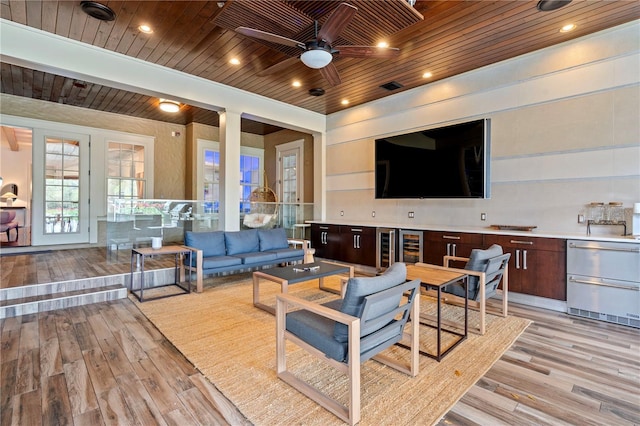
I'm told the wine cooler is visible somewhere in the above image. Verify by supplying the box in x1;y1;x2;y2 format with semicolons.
399;229;423;264
376;228;396;272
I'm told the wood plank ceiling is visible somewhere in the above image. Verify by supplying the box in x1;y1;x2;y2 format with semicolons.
1;1;639;134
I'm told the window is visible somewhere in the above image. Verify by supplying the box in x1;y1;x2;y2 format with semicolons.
203;149;220;213
107;142;145;211
44;137;80;234
198;141;264;214
240;152;261;213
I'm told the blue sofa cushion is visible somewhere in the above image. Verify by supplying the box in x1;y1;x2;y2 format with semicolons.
185;231;226;257
235;251;278;265
201;256;242;270
258;228;290;251
269;248;305;260
225;229;260;255
334;262;407;343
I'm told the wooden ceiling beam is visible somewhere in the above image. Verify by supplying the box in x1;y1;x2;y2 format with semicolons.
2;126;20;152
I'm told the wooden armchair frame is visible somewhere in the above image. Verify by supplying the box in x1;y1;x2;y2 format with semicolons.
275;280;420;425
415;253;509;335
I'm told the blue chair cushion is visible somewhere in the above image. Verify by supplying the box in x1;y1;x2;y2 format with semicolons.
225;229;260;255
286;301;348;362
334;262;407;343
446;244;503;299
258;228;290;251
184;231;226;257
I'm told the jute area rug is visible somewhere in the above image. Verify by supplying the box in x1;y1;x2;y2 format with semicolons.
134;274;530;426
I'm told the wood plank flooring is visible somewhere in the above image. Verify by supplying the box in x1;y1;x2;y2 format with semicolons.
0;248;175;289
1;248;638;425
1;298;248;426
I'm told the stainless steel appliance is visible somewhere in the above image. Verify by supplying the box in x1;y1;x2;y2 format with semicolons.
376;228;396;272
399;229;423;264
567;240;640;328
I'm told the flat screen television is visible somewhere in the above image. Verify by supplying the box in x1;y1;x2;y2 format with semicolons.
375;118;490;199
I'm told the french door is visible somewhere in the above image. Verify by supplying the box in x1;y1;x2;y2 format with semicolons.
31;129;90;245
276;140;304;229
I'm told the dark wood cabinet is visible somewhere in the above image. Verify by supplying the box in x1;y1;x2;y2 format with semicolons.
339;225;376;267
423;230;484;266
484;234;566;300
311;223;567;300
310;224;341;260
310;224;376;267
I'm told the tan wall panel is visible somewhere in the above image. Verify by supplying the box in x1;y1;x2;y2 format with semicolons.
1;94;186;199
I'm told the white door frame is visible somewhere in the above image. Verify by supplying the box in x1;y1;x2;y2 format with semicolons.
276;139;304;203
31;129;91;246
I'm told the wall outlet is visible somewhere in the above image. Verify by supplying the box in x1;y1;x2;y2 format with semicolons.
481;213;486;221
578;214;585;223
340;210;344;216
371;211;376;217
408;211;414;218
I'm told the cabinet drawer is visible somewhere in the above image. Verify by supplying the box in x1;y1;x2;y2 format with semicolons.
424;231;483;246
339;225;376;236
485;234;565;252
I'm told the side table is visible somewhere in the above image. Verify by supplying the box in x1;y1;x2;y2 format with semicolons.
405;264;469;361
130;245;193;302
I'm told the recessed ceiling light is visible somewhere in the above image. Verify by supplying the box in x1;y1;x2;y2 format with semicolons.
229;58;240;65
341;99;349;105
159;99;180;113
138;24;153;34
377;41;389;48
560;23;576;33
422;71;433;79
292;80;301;88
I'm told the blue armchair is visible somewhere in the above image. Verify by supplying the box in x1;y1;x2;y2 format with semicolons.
275;262;420;425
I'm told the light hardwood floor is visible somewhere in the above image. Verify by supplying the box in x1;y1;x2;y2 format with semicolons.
1;248;638;425
2;296;638;425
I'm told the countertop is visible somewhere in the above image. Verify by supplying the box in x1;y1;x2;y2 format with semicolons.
306;220;640;244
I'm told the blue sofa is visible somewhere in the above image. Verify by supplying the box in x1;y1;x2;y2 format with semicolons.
184;228;305;292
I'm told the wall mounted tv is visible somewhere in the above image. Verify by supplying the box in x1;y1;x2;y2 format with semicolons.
375;118;491;199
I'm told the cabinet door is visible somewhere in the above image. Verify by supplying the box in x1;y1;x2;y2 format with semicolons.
340;226;376;267
423;231;484;265
484;235;566;300
311;224;341;260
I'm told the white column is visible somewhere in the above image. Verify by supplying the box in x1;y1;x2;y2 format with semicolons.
219;110;242;231
313;131;326;221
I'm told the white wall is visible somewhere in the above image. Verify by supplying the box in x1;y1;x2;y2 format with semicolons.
0;139;31;212
325;21;640;236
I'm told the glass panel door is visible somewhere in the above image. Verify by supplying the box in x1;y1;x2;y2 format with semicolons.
277;140;304;230
31;130;90;245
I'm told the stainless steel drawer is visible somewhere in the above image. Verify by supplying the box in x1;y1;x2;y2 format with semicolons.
567;240;640;282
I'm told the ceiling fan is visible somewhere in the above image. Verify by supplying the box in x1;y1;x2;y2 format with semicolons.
235;2;400;87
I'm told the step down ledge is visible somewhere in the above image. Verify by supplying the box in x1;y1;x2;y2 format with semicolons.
0;285;127;319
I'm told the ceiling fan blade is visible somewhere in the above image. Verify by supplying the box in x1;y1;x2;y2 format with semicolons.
236;27;305;49
335;45;401;59
317;3;357;44
319;62;342;87
257;57;300;77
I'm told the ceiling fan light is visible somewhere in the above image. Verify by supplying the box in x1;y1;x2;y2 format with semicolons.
300;50;333;69
159;100;180;113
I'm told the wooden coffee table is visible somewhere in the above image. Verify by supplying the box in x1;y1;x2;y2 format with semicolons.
252;261;354;314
